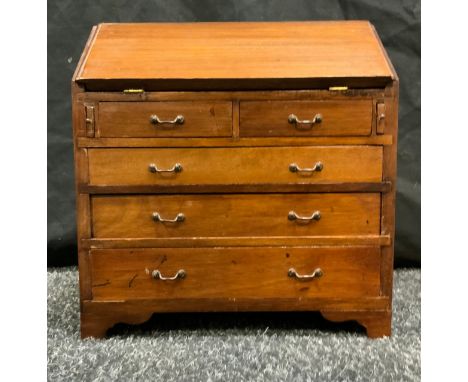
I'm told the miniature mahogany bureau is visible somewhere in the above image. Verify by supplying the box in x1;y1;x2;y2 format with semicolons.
72;21;398;338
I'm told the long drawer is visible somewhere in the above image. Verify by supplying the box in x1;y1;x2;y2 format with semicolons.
98;101;233;137
90;247;381;300
88;146;383;186
91;193;381;239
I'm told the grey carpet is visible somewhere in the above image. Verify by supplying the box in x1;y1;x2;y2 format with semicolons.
48;268;420;381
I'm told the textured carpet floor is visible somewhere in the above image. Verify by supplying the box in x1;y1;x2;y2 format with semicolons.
48;268;420;381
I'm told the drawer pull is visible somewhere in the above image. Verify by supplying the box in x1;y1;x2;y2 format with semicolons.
288;268;323;280
288;210;321;222
148;163;183;173
146;268;186;280
152;212;185;223
150;114;185;125
288;113;322;128
289;162;323;173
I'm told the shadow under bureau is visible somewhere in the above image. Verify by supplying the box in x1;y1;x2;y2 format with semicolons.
72;21;398;338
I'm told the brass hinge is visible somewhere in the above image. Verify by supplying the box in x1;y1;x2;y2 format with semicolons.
123;89;145;93
329;86;348;91
376;102;386;134
84;104;95;137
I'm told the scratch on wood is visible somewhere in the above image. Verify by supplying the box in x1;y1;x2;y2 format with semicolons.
128;274;138;288
158;255;167;266
92;280;110;288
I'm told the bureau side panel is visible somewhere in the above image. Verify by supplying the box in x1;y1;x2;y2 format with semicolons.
380;80;399;298
72;83;93;301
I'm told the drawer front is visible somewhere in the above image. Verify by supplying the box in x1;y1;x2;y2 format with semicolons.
91;193;380;239
98;102;232;137
240;100;372;137
90;247;381;300
88;146;383;186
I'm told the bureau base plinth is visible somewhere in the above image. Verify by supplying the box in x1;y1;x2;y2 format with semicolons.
321;310;392;338
80;299;392;339
80;304;153;339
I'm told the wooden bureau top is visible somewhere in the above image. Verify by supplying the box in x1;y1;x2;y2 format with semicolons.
74;21;396;91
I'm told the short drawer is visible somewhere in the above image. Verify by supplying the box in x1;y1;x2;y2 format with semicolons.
98;101;232;137
90;247;381;300
240;100;372;137
91;193;380;239
88;146;383;186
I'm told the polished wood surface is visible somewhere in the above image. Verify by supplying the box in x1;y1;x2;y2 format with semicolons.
240;100;372;137
98;101;232;137
91;193;380;239
88;146;383;186
72;22;398;339
80;182;392;195
74;89;386;102
78;135;393;148
90;247;381;300
83;235;392;249
380;82;399;298
81;297;390;338
76;21;394;90
321;310;391;338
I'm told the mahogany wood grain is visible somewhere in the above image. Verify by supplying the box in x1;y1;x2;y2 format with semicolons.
76;22;394;91
81;235;391;249
90;247;381;300
72;101;86;137
75;89;386;102
72;22;398;339
232;100;240;139
80;297;390;338
75;150;91;238
98;101;232;138
81;306;153;339
321;310;391;338
78;135;393;148
91;193;381;239
380;81;399;297
83;297;390;315
240;100;372;137
372;21;398;300
88;146;383;186
72;84;92;301
72;25;97;83
79;181;392;195
82;235;392;249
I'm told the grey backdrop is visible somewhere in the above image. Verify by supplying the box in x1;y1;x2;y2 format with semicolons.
47;0;421;266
